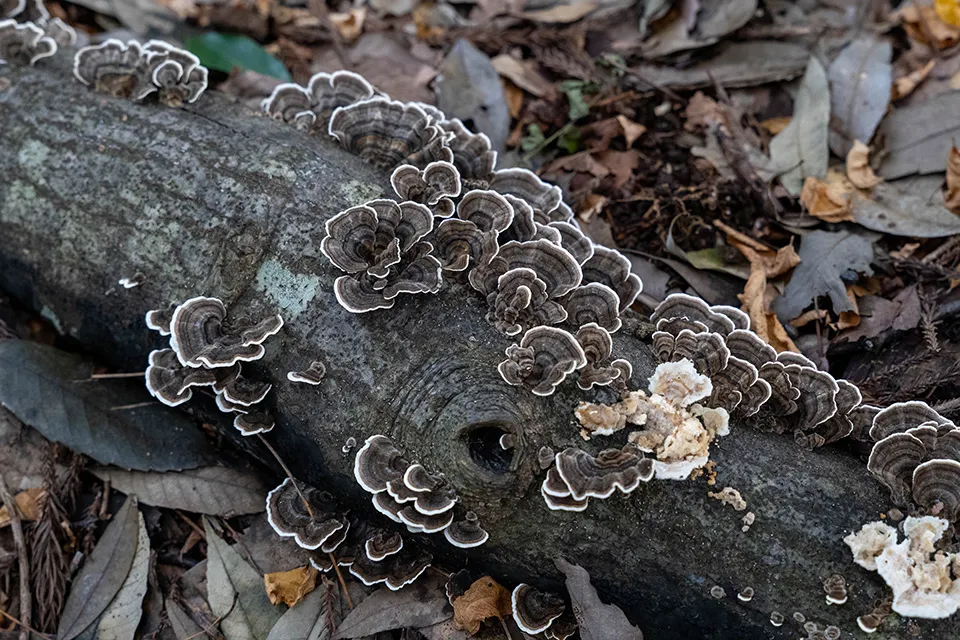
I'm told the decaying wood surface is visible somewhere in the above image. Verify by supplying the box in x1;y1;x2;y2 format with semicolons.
0;57;952;639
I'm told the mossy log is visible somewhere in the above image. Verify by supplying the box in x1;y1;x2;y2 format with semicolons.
0;57;951;639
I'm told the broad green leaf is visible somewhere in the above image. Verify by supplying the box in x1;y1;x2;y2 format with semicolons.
185;33;291;81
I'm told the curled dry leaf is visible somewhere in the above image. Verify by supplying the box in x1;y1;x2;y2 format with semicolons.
452;576;512;634
801;176;854;223
946;144;960;213
0;487;44;527
264;565;317;607
936;0;960;28
846;141;882;189
898;4;960;49
616;115;647;147
330;8;366;41
893;60;936;100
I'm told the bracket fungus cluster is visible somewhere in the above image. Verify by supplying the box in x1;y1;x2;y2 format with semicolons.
73;38;208;106
261;70;376;132
353;435;488;549
511;584;567;634
145;297;283;437
1;0;73;65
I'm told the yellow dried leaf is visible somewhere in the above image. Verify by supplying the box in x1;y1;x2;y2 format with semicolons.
890;242;921;260
616;115;647;147
503;79;524;119
790;309;828;328
945;144;960;213
834;287;861;330
760;116;792;135
936;0;960;26
846;141;882;189
893;60;936;100
264;566;317;607
452;576;512;634
0;488;44;527
898;4;960;49
801;176;854;223
329;7;366;42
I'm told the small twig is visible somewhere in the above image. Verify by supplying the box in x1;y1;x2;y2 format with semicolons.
0;476;31;640
256;434;314;518
176;511;206;540
183;593;237;640
0;609;53;640
328;553;354;609
99;479;110;520
109;401;155;411
86;371;145;380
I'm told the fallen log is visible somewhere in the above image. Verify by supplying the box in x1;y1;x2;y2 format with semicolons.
0;56;950;639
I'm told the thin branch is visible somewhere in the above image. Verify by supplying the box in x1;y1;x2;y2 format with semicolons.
0;608;53;640
256;433;314;518
182;593;237;640
328;553;354;609
0;476;31;640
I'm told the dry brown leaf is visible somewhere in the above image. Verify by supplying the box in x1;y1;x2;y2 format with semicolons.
578;193;609;221
952;71;960;89
833;286;861;330
264;565;317;607
684;92;726;130
890;242;922;260
0;487;44;527
898;4;960;49
452;576;512;634
545;151;610;178
846;141;882;189
503;79;524;119
330;8;366;41
594;150;639;188
892;59;936;100
790;309;828;328
801;176;854;222
616;115;647;147
522;1;597;23
760;116;792;135
491;54;554;98
936;0;960;26
945;144;960;212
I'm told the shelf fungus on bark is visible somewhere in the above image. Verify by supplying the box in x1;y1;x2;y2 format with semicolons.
233;409;275;436
547;221;594;265
0;19;55;66
845;516;960;619
575;323;631;390
562;282;623;333
266;478;347;550
553;444;654;500
432;189;513;272
444;511;488;548
651;293;737;335
287;360;326;385
869;401;956;442
580;246;642;313
214;391;249;414
511;584;566;634
797;379;863;449
487;168;567;224
262;70;376;131
218;373;271;407
349;545;433;590
145;348;218;406
471;239;583;300
168;297;283;368
321;200;441;313
498;326;587;396
364;530;403;561
141;40;208;106
484;268;567;337
353;435;410;494
823;574;848;605
261;84;316;130
436;118;497;184
652;328;729;377
391;161;462;218
541;466;589;512
328;98;452;169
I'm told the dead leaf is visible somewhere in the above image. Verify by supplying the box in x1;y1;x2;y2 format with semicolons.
545;151;610;179
878;90;960;179
522;1;597;23
503;80;525;118
96;510;150;640
838;286;922;342
554;558;643;640
898;3;960;49
835;286;861;330
893;60;936;100
801;176;854;222
264;566;317;607
491;54;554;98
791;309;829;328
640;0;757;59
937;0;960;26
770;56;831;195
761;116;792;135
827;35;892;158
329;8;366;42
853;175;960;237
890;242;921;260
334;575;452;639
615;115;647;146
945;144;960;212
683;91;725;130
846;141;882;189
452;576;512;634
594;150;639;188
437;39;511;151
0;487;44;527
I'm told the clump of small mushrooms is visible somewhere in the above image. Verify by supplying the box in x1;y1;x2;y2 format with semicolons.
73;38;208;106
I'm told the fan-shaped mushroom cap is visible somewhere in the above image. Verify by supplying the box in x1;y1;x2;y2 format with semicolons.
735;377;772;419
782;364;839;430
804;379;863;446
215;391;249;414
868;432;926;505
328;98;452;169
306;70;376;121
364;530;403;561
391;162;462;217
648;358;713;408
498;195;537;244
823;574;848;605
354;435;410;494
724;329;776;369
753;362;801;421
651;293;736;334
443;511;489;548
321;518;350;553
870;401;954;442
372;491;404;523
398;466;457;516
145;348;218;406
538;446;555;470
562;283;622;333
147;58;207;106
436;117;497;182
219;374;271;407
775;351;817;368
434;218;499;272
457;190;514;234
849;404;882;442
484;267;567;336
498;326;587;396
554;445;654;501
261;83;314;127
348;546;433;590
575;323;628;390
912;459;960;521
0;19;55;65
398;506;455;533
541;466;590;511
472;239;582;298
487;168;563;223
544;614;578;640
547;221;594;265
266;478;346;550
233;409;275;437
145;303;177;335
1;0;27;18
169;297;282;368
652;328;729;377
711;305;750;330
580;246;642;312
708;356;759;412
511;584;566;634
287;360;326;385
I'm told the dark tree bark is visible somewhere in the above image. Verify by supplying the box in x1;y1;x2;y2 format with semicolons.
0;57;950;639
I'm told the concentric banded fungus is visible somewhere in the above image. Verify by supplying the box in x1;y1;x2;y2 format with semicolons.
287;360;326;385
260;84;315;128
912;459;960;521
364;531;403;561
804;379;863;447
233;409;275;436
849;404;882;442
40;18;76;48
219;374;271;406
580;246;642;313
511;584;566;634
457;190;514;234
169;297;283;368
436;118;497;183
444;511;488;548
354;435;410;494
398;506;455;533
575;323;630;390
648;358;713;408
485;268;567;336
548;221;594;265
399;467;457;515
498;326;587;396
372;492;404;523
307;70;376;120
823;574;848;605
434;219;499;272
349;546;433;590
652;328;729;377
651;293;736;335
0;19;54;65
266;478;346;550
499;195;537;244
781;364;839;430
471;239;583;299
391;162;462;217
867;432;926;505
487;168;564;223
145;348;217;406
554;445;653;501
215;391;249;414
328;98;452;169
141;40;208;106
73;39;148;98
541;467;590;512
870;401;955;442
321;200;441;313
708;356;759;412
562;283;622;333
1;0;26;17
